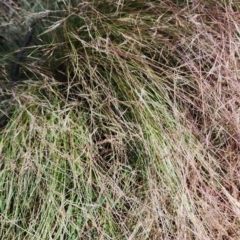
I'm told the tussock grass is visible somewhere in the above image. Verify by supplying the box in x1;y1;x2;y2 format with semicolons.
1;0;240;239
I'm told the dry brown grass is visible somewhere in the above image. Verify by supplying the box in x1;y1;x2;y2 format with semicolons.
0;0;240;239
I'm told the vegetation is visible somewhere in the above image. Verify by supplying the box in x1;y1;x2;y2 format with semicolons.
1;0;240;239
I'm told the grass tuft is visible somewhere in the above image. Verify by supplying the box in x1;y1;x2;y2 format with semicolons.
1;0;240;239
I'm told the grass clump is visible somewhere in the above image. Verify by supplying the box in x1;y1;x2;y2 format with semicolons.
0;0;240;239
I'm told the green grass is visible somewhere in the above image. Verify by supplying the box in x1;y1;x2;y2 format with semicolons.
1;0;240;239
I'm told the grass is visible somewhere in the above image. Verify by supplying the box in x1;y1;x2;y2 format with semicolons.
0;0;240;239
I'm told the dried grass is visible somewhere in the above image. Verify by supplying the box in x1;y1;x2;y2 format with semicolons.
0;0;240;239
